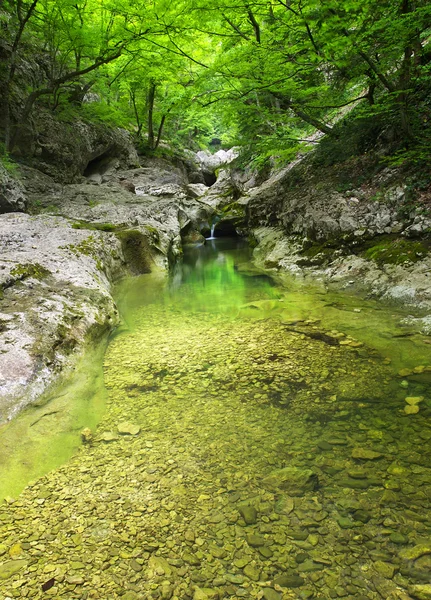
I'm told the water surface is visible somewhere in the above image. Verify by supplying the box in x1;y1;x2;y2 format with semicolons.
0;237;430;599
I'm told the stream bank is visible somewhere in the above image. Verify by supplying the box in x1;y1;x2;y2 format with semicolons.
195;151;431;335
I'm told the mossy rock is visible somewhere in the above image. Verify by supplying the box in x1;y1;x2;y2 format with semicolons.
10;262;51;280
72;221;119;232
363;238;429;266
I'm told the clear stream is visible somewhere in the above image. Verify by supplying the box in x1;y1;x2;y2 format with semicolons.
0;238;430;599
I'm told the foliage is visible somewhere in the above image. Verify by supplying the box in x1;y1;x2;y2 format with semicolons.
1;0;431;162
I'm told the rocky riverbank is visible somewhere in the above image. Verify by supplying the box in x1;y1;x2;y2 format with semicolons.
0;142;215;422
197;152;431;334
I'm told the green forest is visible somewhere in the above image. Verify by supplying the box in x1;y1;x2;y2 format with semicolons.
1;0;431;167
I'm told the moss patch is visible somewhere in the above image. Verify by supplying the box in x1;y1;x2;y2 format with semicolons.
10;263;51;280
363;238;429;266
72;221;119;232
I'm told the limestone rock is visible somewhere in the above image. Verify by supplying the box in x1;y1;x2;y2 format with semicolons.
0;164;27;213
117;422;141;435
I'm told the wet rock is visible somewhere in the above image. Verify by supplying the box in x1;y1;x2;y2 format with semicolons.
373;561;396;579
66;575;85;584
99;431;118;442
238;505;258;525
193;588;219;600
183;551;201;566
317;440;332;451
273;574;305;588
405;404;420;415
246;534;265;548
225;573;244;584
390;532;408;545
297;560;324;573
80;427;93;443
262;588;281;600
262;466;318;496
400;544;431;561
148;556;172;576
351;448;383;460
338;478;371;489
405;396;424;405
117;422;141;435
409;584;431;599
243;564;260;581
0;559;27;580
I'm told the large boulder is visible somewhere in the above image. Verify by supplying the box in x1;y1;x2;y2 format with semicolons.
13;108;139;183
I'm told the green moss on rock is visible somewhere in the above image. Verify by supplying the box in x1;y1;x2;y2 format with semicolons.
363;238;429;266
72;221;118;232
10;263;51;280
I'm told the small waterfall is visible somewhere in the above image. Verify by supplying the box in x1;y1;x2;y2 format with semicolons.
207;223;216;240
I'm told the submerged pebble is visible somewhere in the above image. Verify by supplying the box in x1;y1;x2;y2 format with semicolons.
0;244;430;600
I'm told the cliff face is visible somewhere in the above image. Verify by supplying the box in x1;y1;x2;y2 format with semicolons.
241;154;431;331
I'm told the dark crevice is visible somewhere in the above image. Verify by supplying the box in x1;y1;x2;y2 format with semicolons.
203;171;217;187
83;150;116;178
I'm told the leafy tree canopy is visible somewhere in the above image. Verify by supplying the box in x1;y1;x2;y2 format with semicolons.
0;0;430;163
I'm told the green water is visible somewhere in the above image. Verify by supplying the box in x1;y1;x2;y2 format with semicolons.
0;237;430;599
0;342;108;501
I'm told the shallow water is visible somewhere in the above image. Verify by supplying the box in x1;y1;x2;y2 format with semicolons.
0;237;430;599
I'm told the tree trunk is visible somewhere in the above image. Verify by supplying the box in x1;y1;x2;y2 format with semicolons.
147;81;156;150
153;114;166;151
291;106;335;136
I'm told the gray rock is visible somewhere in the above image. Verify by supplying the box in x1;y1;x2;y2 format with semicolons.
0;164;27;213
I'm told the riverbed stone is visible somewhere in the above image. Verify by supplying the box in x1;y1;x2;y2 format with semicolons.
399;544;431;561
243;564;260;581
405;396;424;405
100;431;118;442
409;585;431;599
373;561;396;579
0;560;27;580
262;588;281;600
273;574;305;588
117;421;141;435
246;534;265;548
238;505;258;525
404;404;420;414
262;466;318;495
351;448;383;460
